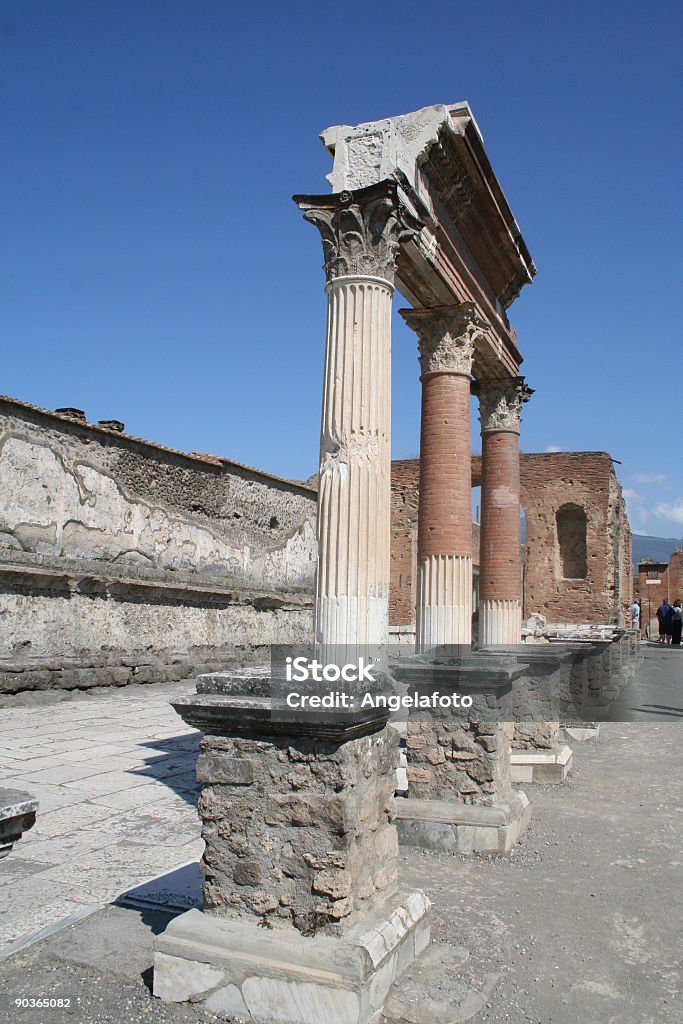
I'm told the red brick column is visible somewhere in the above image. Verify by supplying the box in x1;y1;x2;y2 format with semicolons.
477;378;532;645
400;304;485;650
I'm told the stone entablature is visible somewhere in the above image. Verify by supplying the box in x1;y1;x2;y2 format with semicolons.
320;103;535;380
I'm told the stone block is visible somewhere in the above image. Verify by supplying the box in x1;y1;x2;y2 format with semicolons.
154;890;431;1023
509;745;573;784
153;953;226;1002
196;753;254;785
395;791;530;855
0;787;38;858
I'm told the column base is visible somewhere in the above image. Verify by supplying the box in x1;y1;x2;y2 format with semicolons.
394;792;531;856
416;554;472;650
479;598;522;647
510;745;573;784
154;889;431;1024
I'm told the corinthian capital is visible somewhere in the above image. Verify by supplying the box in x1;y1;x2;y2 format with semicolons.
476;376;534;434
400;302;487;377
293;180;422;283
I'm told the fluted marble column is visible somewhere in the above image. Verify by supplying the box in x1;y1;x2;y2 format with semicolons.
400;304;486;652
477;377;533;646
295;182;421;655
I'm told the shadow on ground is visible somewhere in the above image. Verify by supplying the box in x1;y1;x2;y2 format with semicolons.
126;734;201;806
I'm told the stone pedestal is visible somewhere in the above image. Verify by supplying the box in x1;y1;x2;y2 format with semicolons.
0;788;37;858
399;305;485;652
477;646;574;784
475;378;532;647
391;655;531;854
153;673;430;1022
548;639;610;729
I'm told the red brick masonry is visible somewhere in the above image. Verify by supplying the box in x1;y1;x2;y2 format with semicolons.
418;373;472;562
479;431;521;603
391;452;631;627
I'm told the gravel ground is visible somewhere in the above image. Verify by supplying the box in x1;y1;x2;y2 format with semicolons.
1;646;681;1024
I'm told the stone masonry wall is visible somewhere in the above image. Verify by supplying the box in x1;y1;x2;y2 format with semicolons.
406;719;511;805
0;396;317;697
197;727;399;935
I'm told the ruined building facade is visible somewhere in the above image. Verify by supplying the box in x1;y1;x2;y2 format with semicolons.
390;452;632;631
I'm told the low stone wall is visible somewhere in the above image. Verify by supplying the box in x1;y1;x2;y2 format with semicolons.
0;550;312;705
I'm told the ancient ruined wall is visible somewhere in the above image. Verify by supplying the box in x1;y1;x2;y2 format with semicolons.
0;396;317;699
518;454;628;626
389;453;631;628
669;550;683;602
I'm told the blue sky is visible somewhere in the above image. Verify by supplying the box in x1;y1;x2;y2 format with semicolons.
2;1;681;536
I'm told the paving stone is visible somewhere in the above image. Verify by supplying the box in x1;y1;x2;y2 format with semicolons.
0;681;201;951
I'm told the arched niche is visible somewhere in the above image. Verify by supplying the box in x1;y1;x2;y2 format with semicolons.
556;503;587;580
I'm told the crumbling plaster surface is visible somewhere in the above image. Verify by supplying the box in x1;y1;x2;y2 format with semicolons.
0;399;317;696
0;407;316;590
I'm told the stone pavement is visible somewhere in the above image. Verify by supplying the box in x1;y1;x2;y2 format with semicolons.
0;681;202;952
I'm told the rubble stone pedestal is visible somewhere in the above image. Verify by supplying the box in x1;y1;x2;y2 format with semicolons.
391;655;532;854
153;672;430;1023
478;646;574;784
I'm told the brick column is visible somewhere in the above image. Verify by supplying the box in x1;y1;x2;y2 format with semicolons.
295;183;421;656
400;304;486;651
477;377;532;645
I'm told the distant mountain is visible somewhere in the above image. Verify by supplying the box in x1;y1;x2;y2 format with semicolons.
632;534;683;572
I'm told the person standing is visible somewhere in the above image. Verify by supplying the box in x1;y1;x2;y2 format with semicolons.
630;599;641;631
672;600;682;646
663;600;674;646
656;599;671;643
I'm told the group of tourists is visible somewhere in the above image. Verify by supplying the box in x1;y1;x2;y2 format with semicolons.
630;598;683;645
